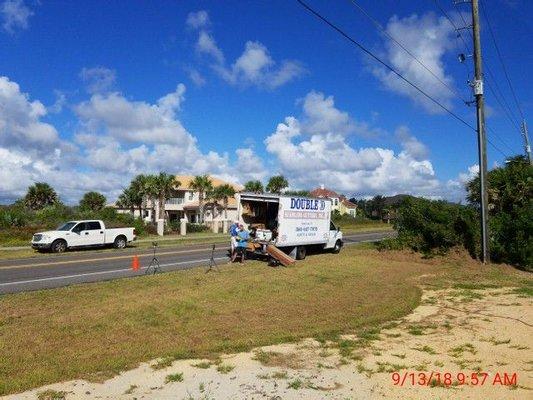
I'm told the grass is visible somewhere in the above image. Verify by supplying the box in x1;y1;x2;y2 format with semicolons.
337;221;394;234
36;390;67;400
287;378;304;390
215;364;234;374
413;345;437;355
151;356;174;370
191;361;212;369
0;245;530;395
124;384;137;394
165;372;184;383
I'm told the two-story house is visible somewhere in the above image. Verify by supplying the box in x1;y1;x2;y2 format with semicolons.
165;175;242;225
113;175;242;226
309;185;357;217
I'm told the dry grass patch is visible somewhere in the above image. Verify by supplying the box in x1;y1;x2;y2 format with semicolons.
253;350;305;369
0;245;530;396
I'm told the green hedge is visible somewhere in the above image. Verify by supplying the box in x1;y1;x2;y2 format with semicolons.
379;197;479;258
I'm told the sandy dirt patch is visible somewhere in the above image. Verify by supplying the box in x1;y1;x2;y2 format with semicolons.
3;288;531;400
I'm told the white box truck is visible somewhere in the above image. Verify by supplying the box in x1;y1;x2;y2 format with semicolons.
236;192;343;260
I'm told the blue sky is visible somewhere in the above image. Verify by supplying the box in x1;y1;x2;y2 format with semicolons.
0;0;530;204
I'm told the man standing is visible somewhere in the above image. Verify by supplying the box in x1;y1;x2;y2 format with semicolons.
229;220;240;257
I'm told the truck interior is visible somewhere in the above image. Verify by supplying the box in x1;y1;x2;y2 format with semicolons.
240;197;279;240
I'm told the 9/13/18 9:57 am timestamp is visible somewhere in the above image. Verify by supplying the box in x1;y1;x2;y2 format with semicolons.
391;371;518;387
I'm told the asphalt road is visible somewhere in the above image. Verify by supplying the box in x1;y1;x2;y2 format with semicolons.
0;231;395;294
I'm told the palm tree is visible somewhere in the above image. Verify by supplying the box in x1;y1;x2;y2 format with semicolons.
24;182;59;210
79;191;107;211
212;184;236;220
153;172;180;222
207;186;223;220
117;187;136;214
266;175;288;194
190;175;213;224
244;180;264;193
142;175;159;224
130;174;149;217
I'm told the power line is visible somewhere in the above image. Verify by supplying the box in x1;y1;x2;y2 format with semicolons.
453;3;522;127
432;0;519;153
296;0;510;159
435;0;520;129
348;0;510;158
480;0;525;120
347;0;469;104
295;0;476;131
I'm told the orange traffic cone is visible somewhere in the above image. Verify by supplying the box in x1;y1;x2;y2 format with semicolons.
132;255;140;271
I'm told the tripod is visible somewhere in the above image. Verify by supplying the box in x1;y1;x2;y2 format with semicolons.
145;242;161;275
205;244;219;273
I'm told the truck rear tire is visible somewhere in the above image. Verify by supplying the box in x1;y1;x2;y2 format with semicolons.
296;245;307;260
114;235;127;249
51;239;67;253
332;240;342;254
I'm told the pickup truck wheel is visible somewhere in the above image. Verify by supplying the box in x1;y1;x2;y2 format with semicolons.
51;239;67;253
296;245;307;260
114;235;127;249
332;240;342;254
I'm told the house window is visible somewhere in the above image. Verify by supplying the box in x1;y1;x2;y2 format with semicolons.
189;191;194;201
334;199;338;206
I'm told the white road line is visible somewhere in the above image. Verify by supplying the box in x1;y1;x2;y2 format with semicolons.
0;257;228;287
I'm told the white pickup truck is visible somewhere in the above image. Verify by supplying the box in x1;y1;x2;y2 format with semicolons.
31;220;136;253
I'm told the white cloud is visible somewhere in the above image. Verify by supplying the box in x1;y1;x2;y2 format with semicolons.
0;76;473;205
0;76;256;204
1;0;33;33
264;91;442;198
49;90;66;113
75;84;190;145
214;41;305;90
79;67;116;94
188;11;304;89
301;91;355;135
186;68;206;87
0;76;59;148
371;12;457;113
395;125;429;160
196;30;225;64
234;148;267;182
186;10;210;30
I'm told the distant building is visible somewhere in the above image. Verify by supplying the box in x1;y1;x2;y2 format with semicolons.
309;185;357;217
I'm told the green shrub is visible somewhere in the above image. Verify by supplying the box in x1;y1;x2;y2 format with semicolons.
0;206;28;228
379;197;479;258
186;223;210;233
467;156;532;270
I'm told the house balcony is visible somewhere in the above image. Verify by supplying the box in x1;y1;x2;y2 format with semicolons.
165;197;185;210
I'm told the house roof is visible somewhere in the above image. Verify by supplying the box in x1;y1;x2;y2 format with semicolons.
174;175;243;191
310;187;341;199
341;198;357;209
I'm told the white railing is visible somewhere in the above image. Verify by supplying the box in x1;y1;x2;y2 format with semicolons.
167;197;185;205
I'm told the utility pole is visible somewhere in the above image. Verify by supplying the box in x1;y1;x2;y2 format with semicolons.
471;0;490;263
521;120;532;165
